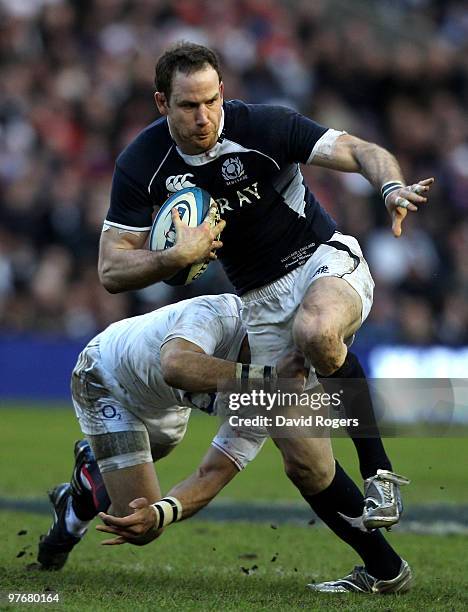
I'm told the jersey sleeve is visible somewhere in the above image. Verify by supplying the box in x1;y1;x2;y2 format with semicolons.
249;104;329;165
285;110;330;163
161;308;224;356
104;164;153;231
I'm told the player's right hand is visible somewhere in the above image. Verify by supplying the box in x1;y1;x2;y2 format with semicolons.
96;497;162;546
171;207;226;265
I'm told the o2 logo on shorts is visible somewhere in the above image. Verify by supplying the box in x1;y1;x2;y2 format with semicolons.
101;405;122;420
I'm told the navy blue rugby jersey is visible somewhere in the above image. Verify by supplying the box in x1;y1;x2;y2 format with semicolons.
106;99;337;294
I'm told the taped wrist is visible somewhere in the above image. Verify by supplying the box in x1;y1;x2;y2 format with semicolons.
235;363;277;392
381;180;404;204
151;497;183;530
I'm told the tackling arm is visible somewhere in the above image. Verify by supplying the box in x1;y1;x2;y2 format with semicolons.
160;338;237;391
96;346;306;545
160;338;306;392
164;446;239;518
96;446;238;545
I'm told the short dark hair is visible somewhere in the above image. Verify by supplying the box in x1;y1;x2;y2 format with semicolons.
155;42;222;101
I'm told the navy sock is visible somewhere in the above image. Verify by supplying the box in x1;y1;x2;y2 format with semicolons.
303;461;402;580
324;351;392;479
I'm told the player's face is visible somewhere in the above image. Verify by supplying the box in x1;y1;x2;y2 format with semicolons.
155;66;223;155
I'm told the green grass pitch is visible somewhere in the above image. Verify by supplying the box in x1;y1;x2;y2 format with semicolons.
1;404;467;611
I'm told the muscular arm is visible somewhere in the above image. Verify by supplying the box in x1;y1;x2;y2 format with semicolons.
165;447;238;518
160;338;237;392
98;227;188;293
98;209;225;293
96;345;306;545
95;341;241;546
310;133;434;237
97;447;238;545
310;133;404;187
160;338;306;392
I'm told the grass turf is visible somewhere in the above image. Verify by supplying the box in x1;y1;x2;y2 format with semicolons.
2;512;467;611
1;404;467;610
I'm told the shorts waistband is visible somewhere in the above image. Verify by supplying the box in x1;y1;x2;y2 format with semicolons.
241;269;297;304
240;232;357;304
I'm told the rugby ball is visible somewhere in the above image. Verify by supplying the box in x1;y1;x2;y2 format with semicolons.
149;187;220;286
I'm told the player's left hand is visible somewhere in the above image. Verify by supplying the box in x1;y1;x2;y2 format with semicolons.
96;497;162;546
386;177;434;238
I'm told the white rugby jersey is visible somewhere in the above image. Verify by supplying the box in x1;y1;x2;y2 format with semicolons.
97;294;245;415
106;100;338;294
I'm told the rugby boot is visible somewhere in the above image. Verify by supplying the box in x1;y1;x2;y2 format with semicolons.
307;559;412;594
37;483;81;570
362;470;410;530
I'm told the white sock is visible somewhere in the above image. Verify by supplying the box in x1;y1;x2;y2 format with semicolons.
65;497;90;537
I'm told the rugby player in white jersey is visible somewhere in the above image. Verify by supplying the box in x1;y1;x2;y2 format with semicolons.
38;294;411;594
38;293;304;568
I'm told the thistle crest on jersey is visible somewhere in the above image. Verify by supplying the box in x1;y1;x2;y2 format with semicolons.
221;157;245;184
149;187;219;286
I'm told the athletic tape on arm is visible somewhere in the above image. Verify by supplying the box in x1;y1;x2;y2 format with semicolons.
307;129;347;163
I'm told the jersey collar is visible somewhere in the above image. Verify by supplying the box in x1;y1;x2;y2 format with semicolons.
168;108;225;166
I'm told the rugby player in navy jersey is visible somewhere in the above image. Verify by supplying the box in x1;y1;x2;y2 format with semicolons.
97;42;434;593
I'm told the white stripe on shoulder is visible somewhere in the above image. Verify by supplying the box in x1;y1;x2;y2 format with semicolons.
307;129;347;164
177;139;280;169
103;221;151;232
148;145;174;193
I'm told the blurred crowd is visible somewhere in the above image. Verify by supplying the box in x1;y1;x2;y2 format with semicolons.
0;0;467;346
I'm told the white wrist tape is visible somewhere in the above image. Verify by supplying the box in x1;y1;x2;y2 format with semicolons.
381;180;404;204
151;496;183;530
235;363;277;391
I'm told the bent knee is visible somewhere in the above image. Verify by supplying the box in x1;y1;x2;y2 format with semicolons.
294;311;337;351
293;315;343;373
284;458;334;494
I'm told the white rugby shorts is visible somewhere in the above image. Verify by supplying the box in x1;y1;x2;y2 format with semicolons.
241;232;374;365
209;232;375;444
71;340;263;473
